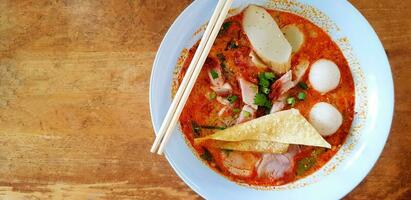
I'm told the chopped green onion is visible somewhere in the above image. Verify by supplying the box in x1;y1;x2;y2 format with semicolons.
191;121;201;137
216;53;226;62
233;108;241;113
222;149;233;155
259;77;270;88
209;92;217;100
263;72;275;80
258;72;275;94
256;72;275;112
200;125;226;130
192;122;226;136
262;87;270;94
296;148;325;176
210;70;219;79
227;40;238;49
220;62;226;69
219;22;233;36
243;111;251;117
287;97;296;107
297;92;306;100
296;157;316;176
227;95;238;104
254;93;271;108
298;82;308;90
222;22;232;31
200;149;213;162
311;148;326;157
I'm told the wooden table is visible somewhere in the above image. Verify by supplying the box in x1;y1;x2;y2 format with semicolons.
0;0;409;199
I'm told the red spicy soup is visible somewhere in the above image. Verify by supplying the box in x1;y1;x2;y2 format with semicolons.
174;8;354;186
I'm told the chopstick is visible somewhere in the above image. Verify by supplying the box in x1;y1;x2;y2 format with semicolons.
150;0;227;154
151;0;234;155
156;0;234;155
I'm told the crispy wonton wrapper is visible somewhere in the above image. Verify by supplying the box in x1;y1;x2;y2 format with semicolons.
195;109;331;153
201;140;290;154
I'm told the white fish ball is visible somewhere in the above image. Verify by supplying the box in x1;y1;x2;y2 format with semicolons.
309;102;343;136
309;59;341;94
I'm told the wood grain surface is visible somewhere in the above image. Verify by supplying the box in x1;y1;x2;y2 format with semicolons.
0;0;409;199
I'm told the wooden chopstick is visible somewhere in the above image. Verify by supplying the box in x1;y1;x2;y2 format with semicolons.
150;0;230;153
156;0;234;155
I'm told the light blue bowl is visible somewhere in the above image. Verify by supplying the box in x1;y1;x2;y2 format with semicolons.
149;0;394;199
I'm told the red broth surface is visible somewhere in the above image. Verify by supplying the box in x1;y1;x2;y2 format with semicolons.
174;9;355;186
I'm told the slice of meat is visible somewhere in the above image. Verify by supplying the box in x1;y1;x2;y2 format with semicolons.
217;96;231;106
208;65;224;87
269;60;309;101
238;77;258;109
256;145;300;179
211;82;232;96
236;105;256;124
234;47;252;68
218;107;227;117
293;60;309;83
221;151;261;177
233;47;260;84
270;101;285;114
269;70;294;100
270;95;287;114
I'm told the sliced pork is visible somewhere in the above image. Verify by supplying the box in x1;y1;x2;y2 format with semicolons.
236;105;256;124
221;151;260;177
293;60;309;83
218;107;227;117
269;60;309;101
270;95;288;114
270;101;286;114
233;47;260;83
217;96;231;106
208;65;225;87
211;82;233;96
238;77;258;109
256;145;300;179
269;70;294;100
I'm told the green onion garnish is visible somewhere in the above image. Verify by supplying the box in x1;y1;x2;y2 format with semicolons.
210;70;219;79
262;87;270;94
209;92;217;100
287;97;296;107
200;149;213;162
297;92;306;100
296;157;316;176
227;95;238;104
191;121;201;137
227;40;238;49
222;22;232;31
298;82;308;90
263;72;275;80
222;149;233;156
216;53;226;62
200;125;226;130
254;93;271;108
